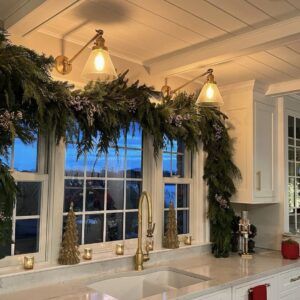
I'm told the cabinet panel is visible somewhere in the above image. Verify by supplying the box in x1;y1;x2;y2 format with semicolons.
195;288;231;300
232;275;277;300
254;102;275;199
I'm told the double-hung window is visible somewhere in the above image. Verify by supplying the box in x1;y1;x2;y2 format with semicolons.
287;115;300;233
0;135;48;266
64;123;143;246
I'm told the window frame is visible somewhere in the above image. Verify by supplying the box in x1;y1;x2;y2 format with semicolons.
286;112;300;234
0;136;49;268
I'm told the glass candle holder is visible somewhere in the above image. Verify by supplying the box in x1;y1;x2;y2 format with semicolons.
184;235;192;245
115;243;124;255
24;256;34;270
83;248;93;260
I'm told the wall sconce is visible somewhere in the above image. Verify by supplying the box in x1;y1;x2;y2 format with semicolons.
161;69;224;107
55;29;117;81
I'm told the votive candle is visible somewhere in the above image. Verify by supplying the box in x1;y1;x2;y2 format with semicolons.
83;248;93;260
23;256;34;270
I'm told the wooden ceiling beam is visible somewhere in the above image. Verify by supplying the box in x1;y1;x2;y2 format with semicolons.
145;15;300;76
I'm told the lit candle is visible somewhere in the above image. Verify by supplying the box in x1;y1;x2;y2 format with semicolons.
115;244;124;255
83;248;93;260
23;256;34;270
184;235;192;245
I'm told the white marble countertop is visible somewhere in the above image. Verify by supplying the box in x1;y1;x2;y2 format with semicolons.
1;249;300;300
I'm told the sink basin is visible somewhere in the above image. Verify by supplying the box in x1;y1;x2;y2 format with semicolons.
88;267;209;300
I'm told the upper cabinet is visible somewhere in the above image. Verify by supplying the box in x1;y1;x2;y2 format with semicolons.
221;81;276;204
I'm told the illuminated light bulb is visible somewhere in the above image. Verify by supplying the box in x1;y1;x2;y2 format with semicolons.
94;52;105;71
206;85;214;99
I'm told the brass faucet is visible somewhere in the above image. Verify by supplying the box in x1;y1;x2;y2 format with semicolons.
135;191;155;271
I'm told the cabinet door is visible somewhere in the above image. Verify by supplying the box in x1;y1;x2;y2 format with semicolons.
254;101;275;201
232;275;277;300
280;287;300;300
195;288;231;300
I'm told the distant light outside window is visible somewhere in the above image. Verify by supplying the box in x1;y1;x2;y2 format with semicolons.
63;122;143;244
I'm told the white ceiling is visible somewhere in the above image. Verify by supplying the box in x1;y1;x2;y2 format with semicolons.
3;0;300;90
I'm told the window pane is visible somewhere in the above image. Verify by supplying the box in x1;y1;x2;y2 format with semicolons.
297;163;300;177
297;118;300;139
86;180;105;211
289;116;294;138
289;147;295;161
296;148;300;162
15;219;39;254
16;182;41;216
14;138;37;172
63;215;82;245
125;212;138;239
289;162;295;176
106;213;123;241
164;184;176;208
126;149;142;178
172;153;184;177
163;137;172;152
64;179;84;212
177;185;189;208
65;143;84;176
126;181;141;209
289;177;295;209
296;178;300;208
107;180;124;210
177;210;189;234
107;148;125;178
163;152;171;177
86;150;106;177
126;123;142;149
84;214;104;244
164;211;168;235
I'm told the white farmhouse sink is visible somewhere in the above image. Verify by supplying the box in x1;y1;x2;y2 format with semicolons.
88;267;209;300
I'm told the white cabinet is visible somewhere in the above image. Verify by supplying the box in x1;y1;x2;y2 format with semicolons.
232;275;278;300
222;81;276;204
279;267;300;299
195;288;231;300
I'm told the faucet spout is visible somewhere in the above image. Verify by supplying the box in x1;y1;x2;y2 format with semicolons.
135;191;155;271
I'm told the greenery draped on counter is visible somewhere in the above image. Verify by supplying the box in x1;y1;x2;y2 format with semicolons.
0;30;240;259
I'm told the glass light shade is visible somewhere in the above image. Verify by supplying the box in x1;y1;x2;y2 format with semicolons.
82;48;117;81
196;82;224;107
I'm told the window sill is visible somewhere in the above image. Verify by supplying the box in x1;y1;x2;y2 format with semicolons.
0;242;210;279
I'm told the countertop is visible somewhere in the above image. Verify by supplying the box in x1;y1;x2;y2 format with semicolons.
1;249;300;300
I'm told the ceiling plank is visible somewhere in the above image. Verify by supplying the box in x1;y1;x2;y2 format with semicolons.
146;15;300;76
7;0;83;36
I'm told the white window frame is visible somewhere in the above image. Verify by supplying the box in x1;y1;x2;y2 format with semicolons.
0;136;49;268
0;131;208;268
286;112;300;234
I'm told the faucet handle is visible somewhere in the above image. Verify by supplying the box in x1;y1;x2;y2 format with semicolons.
147;223;155;237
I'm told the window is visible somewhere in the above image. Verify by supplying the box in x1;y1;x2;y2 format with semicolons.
163;139;191;235
64;123;143;245
0;135;48;264
288;115;300;233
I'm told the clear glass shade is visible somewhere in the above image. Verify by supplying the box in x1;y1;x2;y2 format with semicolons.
82;48;117;81
196;82;224;107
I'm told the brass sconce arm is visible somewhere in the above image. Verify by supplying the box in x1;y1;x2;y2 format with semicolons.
55;29;105;75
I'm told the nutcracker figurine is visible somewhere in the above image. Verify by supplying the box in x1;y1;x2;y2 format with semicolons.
238;211;252;259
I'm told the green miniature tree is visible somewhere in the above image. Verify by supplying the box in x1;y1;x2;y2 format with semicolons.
58;203;80;265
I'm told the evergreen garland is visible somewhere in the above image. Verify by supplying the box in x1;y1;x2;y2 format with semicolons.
0;30;240;259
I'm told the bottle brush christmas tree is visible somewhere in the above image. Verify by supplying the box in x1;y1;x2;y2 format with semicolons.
163;201;180;249
58;202;80;265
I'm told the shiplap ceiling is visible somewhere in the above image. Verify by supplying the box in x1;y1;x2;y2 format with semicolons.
4;0;300;87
